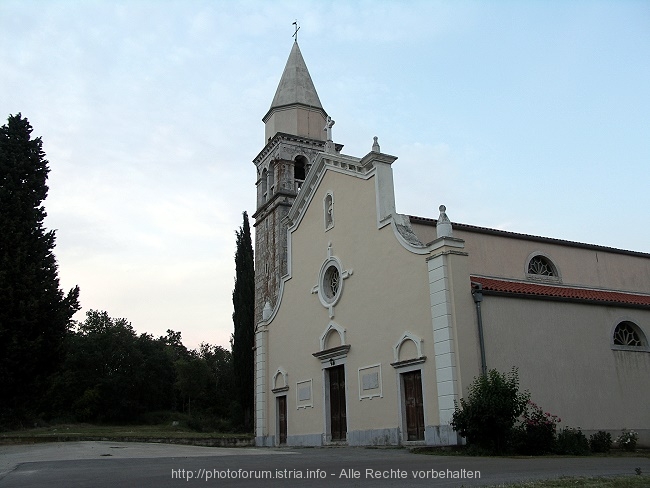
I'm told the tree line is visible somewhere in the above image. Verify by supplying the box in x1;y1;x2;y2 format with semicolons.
46;310;236;429
0;113;254;431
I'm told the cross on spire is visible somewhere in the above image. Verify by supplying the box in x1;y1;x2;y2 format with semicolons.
292;20;300;41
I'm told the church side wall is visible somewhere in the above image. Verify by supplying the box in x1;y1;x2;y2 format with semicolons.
410;223;650;294
480;296;650;446
445;251;483;398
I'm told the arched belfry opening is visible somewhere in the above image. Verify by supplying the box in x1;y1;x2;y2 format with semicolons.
294;155;307;189
260;168;268;203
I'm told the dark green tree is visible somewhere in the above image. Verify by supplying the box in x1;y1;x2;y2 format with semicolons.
174;356;211;417
135;332;177;414
0;113;80;422
198;342;234;418
67;310;142;422
48;311;179;422
231;211;254;430
162;329;190;362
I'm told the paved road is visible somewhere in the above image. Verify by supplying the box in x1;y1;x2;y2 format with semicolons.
1;441;648;487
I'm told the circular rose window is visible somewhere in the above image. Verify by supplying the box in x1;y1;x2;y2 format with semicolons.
318;257;344;307
323;265;340;301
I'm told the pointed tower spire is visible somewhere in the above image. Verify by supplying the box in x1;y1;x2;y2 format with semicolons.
268;41;323;111
262;42;328;143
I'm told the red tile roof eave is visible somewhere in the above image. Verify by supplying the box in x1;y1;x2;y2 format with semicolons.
470;276;650;310
479;290;650;310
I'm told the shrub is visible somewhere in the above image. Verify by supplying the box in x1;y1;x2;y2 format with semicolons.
514;400;560;455
451;368;529;454
589;431;612;453
616;429;638;452
555;427;590;455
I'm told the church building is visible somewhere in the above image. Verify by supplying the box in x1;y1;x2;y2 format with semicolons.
252;41;650;447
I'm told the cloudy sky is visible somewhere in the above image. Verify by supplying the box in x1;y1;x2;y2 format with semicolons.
2;1;649;350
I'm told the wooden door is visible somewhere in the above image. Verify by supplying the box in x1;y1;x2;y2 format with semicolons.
403;370;425;441
278;395;287;445
328;365;347;441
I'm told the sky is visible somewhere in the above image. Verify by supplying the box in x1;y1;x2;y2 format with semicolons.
1;1;649;350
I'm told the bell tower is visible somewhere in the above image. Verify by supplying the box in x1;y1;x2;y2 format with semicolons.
252;41;338;324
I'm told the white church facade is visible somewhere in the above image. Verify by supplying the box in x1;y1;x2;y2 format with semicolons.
252;41;650;447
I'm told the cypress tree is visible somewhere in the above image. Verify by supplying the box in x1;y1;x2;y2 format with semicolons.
0;113;80;421
232;211;254;430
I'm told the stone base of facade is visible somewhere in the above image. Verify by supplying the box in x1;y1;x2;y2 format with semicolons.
258;427;650;449
348;428;400;446
425;425;463;446
286;434;324;446
255;435;275;447
256;426;465;447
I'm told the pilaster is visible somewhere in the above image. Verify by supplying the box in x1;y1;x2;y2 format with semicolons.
255;326;268;444
426;237;468;445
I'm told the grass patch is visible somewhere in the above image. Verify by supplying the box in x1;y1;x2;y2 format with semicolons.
0;423;253;441
410;445;470;456
410;446;650;459
489;475;650;487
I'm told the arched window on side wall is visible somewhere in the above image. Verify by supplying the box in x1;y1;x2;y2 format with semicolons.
528;255;556;276
612;321;648;352
525;253;561;283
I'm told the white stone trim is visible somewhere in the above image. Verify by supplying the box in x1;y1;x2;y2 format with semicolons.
255;327;268;441
427;251;461;428
358;364;383;400
319;321;347;351
393;331;424;363
296;379;314;409
313;345;350;367
317;256;344;307
272;367;288;391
